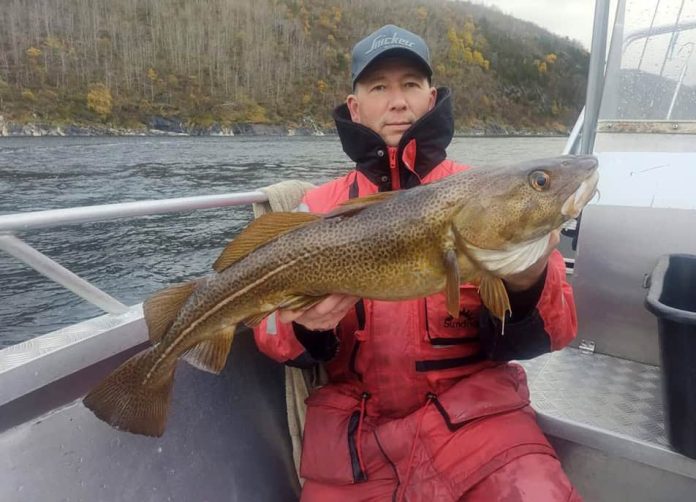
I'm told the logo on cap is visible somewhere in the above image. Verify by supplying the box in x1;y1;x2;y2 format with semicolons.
365;32;415;55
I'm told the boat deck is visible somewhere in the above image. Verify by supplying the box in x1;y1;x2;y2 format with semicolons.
521;348;696;484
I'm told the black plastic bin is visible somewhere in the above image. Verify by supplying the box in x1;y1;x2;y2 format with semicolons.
645;254;696;459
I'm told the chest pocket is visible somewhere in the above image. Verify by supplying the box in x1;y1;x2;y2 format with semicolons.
423;285;482;346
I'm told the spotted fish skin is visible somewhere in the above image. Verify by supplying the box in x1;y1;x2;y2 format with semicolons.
83;154;599;436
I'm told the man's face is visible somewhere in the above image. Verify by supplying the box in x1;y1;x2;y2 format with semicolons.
347;57;437;147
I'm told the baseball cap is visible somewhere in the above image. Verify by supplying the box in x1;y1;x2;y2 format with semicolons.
351;24;432;87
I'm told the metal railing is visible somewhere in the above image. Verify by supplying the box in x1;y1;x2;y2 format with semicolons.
580;0;611;155
563;108;585;155
0;191;269;314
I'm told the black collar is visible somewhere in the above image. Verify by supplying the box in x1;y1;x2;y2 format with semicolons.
332;87;454;190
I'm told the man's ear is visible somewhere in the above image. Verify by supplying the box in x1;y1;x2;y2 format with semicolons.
428;86;437;111
347;94;360;123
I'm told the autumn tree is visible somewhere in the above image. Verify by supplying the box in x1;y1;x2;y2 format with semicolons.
0;0;589;131
87;83;113;120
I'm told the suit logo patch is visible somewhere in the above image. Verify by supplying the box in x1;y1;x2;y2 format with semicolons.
443;308;477;329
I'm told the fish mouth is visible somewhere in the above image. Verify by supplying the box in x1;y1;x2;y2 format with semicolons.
561;169;600;219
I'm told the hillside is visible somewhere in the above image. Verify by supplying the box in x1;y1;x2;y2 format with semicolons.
0;0;590;135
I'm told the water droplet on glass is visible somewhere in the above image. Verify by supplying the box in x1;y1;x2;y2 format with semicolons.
157;446;163;453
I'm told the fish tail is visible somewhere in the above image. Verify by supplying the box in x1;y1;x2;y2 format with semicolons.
83;348;175;437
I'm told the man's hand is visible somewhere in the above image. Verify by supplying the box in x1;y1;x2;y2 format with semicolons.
278;294;360;331
503;229;560;292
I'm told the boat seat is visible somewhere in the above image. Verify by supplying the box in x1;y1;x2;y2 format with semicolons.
519;347;696;500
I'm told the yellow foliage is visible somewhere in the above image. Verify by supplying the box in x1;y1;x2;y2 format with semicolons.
21;90;36;102
245;102;268;123
545;53;557;64
464;17;475;34
302;94;311;106
44;37;64;50
332;6;342;24
316;79;328;94
26;47;42;58
463;31;474;48
447;27;458;45
87;83;113;119
537;61;548;74
416;6;428;21
147;68;158;82
446;25;488;70
463;47;474;65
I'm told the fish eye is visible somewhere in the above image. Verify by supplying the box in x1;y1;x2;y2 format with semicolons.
529;170;550;191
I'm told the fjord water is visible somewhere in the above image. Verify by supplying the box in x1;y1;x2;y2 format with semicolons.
0;136;566;346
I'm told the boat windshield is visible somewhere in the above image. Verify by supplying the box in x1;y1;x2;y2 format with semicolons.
600;0;696;122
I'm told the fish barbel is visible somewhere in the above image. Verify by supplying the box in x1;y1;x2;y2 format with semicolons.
84;154;599;436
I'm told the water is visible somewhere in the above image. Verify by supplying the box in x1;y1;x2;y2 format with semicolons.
0;135;566;346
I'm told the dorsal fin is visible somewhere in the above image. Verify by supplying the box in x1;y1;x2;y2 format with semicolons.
144;279;202;343
326;191;397;218
213;212;320;272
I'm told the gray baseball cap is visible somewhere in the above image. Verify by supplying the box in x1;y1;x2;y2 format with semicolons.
351;24;432;87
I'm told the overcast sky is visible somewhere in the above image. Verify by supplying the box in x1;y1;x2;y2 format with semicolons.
473;1;604;49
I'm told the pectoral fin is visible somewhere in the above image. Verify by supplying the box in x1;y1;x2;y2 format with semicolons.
242;296;324;328
213;212;320;272
444;249;461;318
243;312;270;328
277;295;325;312
144;279;202;343
478;274;512;324
182;326;236;374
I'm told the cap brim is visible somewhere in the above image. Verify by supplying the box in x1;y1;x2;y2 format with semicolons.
353;48;432;87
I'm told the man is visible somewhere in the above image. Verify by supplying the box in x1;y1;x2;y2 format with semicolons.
255;24;580;501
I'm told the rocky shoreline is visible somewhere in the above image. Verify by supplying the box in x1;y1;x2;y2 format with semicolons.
0;115;568;138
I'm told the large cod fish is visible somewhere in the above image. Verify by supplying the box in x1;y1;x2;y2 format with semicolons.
84;155;599;436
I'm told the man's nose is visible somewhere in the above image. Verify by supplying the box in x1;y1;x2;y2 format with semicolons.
389;89;408;111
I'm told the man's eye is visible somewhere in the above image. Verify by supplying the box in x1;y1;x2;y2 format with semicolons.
372;85;386;92
405;81;420;88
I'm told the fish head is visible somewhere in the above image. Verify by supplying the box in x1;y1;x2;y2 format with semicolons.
452;155;599;275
